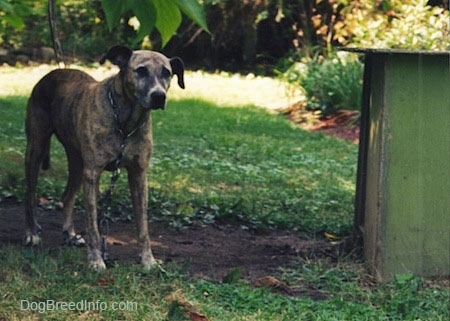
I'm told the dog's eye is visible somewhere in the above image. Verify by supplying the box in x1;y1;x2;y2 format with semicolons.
161;67;171;78
134;66;149;77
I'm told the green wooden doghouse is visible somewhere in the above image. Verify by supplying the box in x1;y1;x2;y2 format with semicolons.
348;49;450;281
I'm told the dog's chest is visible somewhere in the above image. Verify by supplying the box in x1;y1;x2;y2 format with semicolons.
103;125;153;171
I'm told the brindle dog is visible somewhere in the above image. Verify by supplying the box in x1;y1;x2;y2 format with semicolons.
24;45;184;270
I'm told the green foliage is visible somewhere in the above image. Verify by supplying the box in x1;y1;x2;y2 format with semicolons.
0;0;45;48
1;0;448;69
0;0;134;58
254;0;449;62
56;1;135;59
0;0;28;30
0;0;207;58
280;51;363;115
276;0;448;117
336;0;450;50
101;0;209;46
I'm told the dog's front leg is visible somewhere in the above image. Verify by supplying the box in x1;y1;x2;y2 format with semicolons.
127;165;158;270
83;168;106;270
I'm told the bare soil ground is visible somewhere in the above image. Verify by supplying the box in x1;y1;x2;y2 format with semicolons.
0;202;339;284
282;105;360;144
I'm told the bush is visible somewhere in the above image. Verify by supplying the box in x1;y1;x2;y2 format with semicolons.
282;51;363;115
277;0;448;117
336;0;450;51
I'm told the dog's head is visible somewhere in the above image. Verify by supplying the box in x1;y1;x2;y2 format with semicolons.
100;45;185;110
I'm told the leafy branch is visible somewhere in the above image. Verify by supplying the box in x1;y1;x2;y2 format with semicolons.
101;0;209;46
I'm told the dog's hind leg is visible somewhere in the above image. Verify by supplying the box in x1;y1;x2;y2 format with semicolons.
61;150;85;246
24;100;53;246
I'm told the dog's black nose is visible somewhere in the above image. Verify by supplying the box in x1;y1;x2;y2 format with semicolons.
151;91;166;109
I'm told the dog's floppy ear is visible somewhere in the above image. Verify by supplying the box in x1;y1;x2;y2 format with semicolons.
99;45;133;69
170;57;185;89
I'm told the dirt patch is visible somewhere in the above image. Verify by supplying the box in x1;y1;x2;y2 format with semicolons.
281;105;360;143
0;202;338;284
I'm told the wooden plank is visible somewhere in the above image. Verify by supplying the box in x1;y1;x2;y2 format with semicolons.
364;53;391;279
364;52;450;280
353;53;372;243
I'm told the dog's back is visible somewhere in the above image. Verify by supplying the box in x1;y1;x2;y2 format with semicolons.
26;69;98;170
28;69;96;113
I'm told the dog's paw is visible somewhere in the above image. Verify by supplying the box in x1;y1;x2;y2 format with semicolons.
140;252;161;271
89;259;107;271
23;234;42;246
65;234;86;247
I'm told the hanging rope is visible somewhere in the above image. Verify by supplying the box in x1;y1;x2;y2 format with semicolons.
48;0;65;68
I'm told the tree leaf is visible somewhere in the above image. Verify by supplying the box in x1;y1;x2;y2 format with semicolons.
176;0;210;33
0;0;29;29
153;0;182;46
132;0;157;44
101;0;208;47
0;0;14;12
3;14;25;30
101;0;130;31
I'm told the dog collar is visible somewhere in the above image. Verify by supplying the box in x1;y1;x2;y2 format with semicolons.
108;90;147;138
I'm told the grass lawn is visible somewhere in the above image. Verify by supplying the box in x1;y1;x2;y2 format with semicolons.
0;65;448;320
0;65;356;235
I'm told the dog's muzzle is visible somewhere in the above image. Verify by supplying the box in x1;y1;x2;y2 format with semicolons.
149;91;166;110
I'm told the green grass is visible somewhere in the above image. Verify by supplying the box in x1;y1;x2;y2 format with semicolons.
0;246;448;320
147;99;357;234
0;93;357;236
1;67;448;320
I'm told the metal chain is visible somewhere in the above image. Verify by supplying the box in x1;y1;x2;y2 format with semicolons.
99;163;121;262
48;0;65;68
